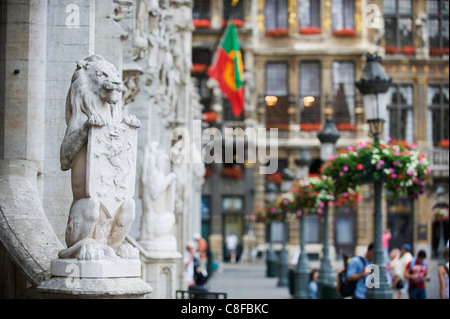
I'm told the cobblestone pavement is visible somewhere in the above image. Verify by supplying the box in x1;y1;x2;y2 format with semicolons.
206;258;441;299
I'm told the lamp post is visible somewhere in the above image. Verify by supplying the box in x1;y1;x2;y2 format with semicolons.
277;169;295;287
293;149;313;299
355;53;393;299
265;182;278;277
435;186;447;266
317;108;340;299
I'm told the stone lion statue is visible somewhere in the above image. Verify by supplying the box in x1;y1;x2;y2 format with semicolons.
59;54;140;260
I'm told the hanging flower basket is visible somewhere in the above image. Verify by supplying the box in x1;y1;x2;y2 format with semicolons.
432;207;449;222
251;207;268;223
265;28;289;37
332;28;356;37
290;176;360;216
193;19;211;29
321;139;432;201
298;26;322;35
266;192;299;222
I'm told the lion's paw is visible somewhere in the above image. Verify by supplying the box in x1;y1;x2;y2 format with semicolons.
88;113;107;127
77;243;105;260
115;243;140;259
123;114;141;128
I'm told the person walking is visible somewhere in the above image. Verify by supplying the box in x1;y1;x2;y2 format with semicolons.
382;228;392;263
398;243;413;298
308;269;319;299
388;248;404;299
404;249;430;299
194;232;208;271
225;231;238;263
438;247;449;299
346;243;374;299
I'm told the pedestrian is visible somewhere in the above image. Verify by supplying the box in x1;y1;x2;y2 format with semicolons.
438;246;449;299
388;248;404;299
346;243;374;299
382;228;392;263
404;249;430;299
225;231;238;263
398;243;413;298
194;232;208;271
308;269;319;299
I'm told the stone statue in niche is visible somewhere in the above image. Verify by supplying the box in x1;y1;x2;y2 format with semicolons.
138;141;177;252
415;13;429;58
59;54;141;260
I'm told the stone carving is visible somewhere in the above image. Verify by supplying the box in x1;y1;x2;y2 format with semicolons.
59;55;141;261
138;142;177;251
112;0;133;22
415;13;429;58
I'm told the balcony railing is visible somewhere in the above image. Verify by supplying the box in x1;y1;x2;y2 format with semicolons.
423;147;449;174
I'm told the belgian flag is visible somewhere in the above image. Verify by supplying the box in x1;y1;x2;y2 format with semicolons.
208;22;244;117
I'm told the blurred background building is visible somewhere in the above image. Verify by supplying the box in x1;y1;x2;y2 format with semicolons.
192;0;449;263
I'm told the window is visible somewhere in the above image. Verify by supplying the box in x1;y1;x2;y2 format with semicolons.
298;0;321;28
299;61;321;124
193;0;211;20
427;0;450;56
265;0;288;31
304;215;320;244
383;0;413;52
332;61;355;125
332;0;355;31
384;84;414;143
223;0;245;21
192;49;212;112
428;84;449;146
265;62;289;129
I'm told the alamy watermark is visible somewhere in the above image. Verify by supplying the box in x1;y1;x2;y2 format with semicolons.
65;4;80;28
170;120;279;175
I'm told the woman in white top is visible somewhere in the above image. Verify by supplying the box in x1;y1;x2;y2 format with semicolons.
438;247;449;299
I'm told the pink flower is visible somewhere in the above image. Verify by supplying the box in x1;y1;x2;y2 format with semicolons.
343;166;349;172
339;172;344;177
347;146;355;152
393;161;400;166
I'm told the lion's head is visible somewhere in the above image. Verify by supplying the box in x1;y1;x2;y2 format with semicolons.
65;55;123;125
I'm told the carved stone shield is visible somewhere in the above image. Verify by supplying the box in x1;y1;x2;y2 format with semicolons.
86;123;138;218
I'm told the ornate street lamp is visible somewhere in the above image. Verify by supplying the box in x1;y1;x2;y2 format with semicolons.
265;182;278;277
317;108;340;299
434;186;448;266
278;169;295;287
292;149;313;299
355;53;393;299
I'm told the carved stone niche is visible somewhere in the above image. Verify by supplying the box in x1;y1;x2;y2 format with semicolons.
122;63;144;107
112;0;133;22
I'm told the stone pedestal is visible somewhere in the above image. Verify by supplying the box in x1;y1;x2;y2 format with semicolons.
37;257;152;298
37;277;152;299
50;258;141;278
127;237;181;299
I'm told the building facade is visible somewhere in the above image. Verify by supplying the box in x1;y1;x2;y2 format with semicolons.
193;0;449;262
